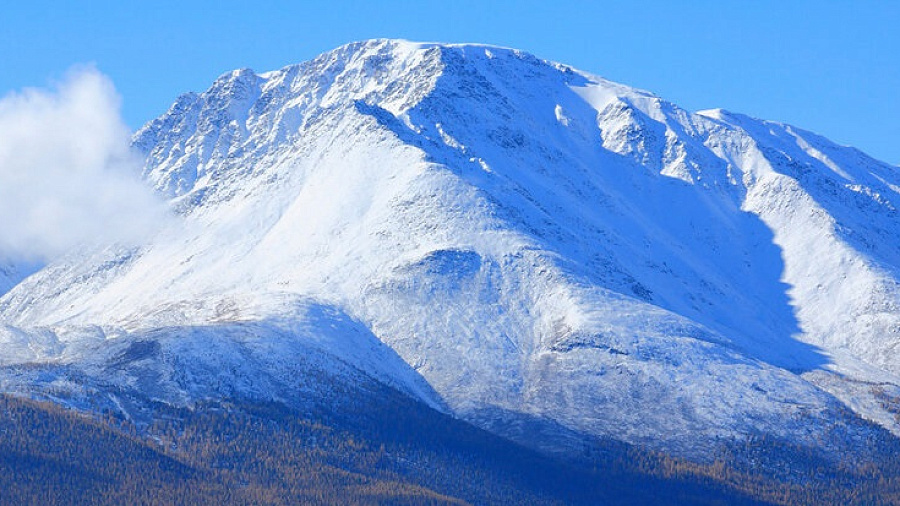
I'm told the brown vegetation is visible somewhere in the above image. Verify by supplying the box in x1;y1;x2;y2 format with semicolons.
2;391;899;505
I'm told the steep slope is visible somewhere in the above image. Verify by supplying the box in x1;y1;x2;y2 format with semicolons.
2;40;900;460
0;259;39;297
0;266;18;297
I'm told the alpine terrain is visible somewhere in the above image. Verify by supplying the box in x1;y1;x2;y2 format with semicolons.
3;40;900;504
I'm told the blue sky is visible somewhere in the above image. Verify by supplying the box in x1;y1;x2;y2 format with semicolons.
2;0;898;164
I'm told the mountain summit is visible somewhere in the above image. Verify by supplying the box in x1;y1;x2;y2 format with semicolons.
3;40;900;461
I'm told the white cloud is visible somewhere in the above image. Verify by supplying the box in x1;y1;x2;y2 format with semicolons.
0;66;167;261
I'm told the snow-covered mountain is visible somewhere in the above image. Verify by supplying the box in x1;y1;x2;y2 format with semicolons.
0;264;20;297
3;39;900;458
0;259;39;298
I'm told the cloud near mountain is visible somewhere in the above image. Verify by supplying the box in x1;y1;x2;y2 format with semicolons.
0;67;167;261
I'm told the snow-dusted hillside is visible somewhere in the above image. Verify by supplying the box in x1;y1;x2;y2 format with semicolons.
0;259;39;298
0;264;20;297
3;39;900;456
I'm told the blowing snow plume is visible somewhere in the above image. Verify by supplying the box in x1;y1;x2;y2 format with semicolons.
0;67;166;262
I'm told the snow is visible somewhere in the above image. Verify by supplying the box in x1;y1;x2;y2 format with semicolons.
2;39;900;455
0;260;41;298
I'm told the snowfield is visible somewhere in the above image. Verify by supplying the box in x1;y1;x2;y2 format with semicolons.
3;39;900;457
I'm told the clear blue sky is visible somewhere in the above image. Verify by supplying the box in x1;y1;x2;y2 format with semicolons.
2;0;898;164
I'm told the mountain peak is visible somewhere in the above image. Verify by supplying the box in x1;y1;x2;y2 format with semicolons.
5;40;900;463
134;39;677;203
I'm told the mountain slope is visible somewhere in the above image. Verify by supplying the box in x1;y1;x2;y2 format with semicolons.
2;40;900;462
0;260;39;298
1;392;799;506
